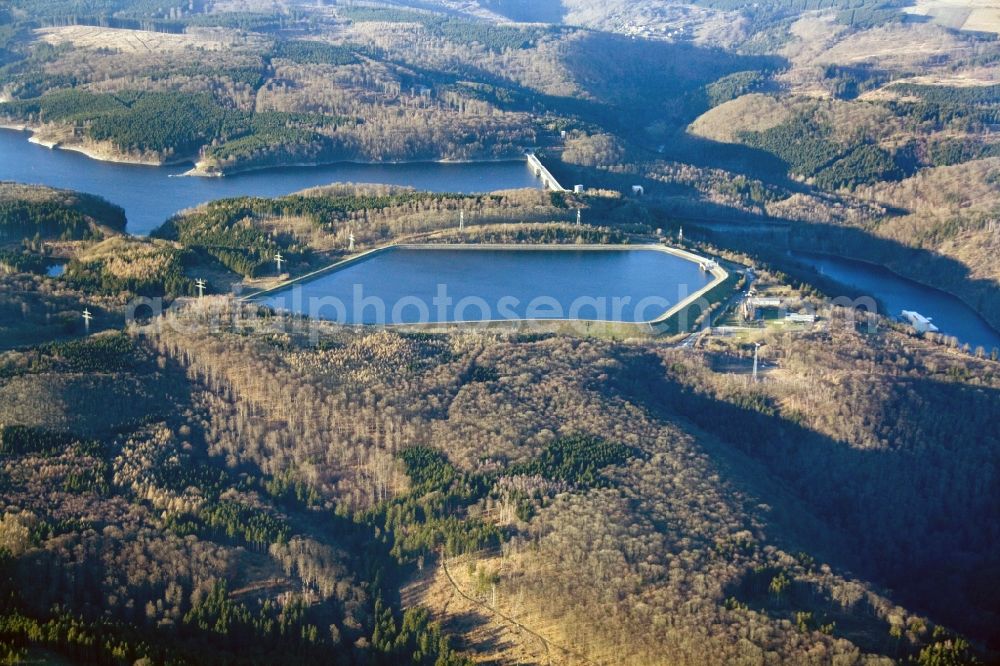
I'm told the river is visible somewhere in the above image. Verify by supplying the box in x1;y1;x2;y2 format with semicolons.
789;251;1000;352
0;128;541;236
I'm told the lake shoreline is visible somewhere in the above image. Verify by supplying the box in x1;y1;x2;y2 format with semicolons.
1;123;193;167
0;128;542;235
182;155;530;178
788;248;1000;348
790;248;1000;335
682;215;1000;338
0;125;530;176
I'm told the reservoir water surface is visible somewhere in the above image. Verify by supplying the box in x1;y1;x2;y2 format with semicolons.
255;247;715;324
0;129;541;236
4;128;996;346
790;251;1000;351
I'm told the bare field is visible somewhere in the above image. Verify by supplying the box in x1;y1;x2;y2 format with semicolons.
35;25;265;53
859;71;999;101
775;16;986;94
402;553;595;665
783;14;848;65
904;0;1000;33
806;23;974;67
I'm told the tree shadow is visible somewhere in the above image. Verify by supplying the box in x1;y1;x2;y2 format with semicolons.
437;608;516;659
540;147;792;197
725;567;900;658
558;32;785;128
656;131;794;179
604;349;1000;650
386;35;790;176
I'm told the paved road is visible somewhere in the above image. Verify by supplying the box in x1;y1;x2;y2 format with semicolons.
673;268;755;349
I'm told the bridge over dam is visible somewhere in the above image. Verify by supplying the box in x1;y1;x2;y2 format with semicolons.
526;153;566;192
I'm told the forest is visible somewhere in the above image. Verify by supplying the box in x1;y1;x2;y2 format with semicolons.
0;89;355;162
63;237;195;298
339;7;557;53
0;182;995;665
0;176;996;665
0;330;472;665
0;0;998;662
738;113;910;189
52;297;986;664
0;182;125;241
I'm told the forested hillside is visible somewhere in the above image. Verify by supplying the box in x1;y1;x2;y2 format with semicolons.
0;331;468;664
0;182;133;349
0;182;124;241
153;186;591;277
1;291;992;663
0;180;995;663
0;0;997;662
0;6;543;169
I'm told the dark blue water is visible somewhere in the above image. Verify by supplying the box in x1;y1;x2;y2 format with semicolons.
0;129;540;236
257;247;714;324
791;251;1000;351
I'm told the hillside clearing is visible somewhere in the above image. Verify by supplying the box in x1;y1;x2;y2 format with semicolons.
35;25;264;53
904;0;1000;33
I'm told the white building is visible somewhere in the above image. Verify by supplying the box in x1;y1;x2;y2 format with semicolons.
901;310;939;333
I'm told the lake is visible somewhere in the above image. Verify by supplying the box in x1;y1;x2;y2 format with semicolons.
255;246;715;325
0;129;541;236
790;251;1000;351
